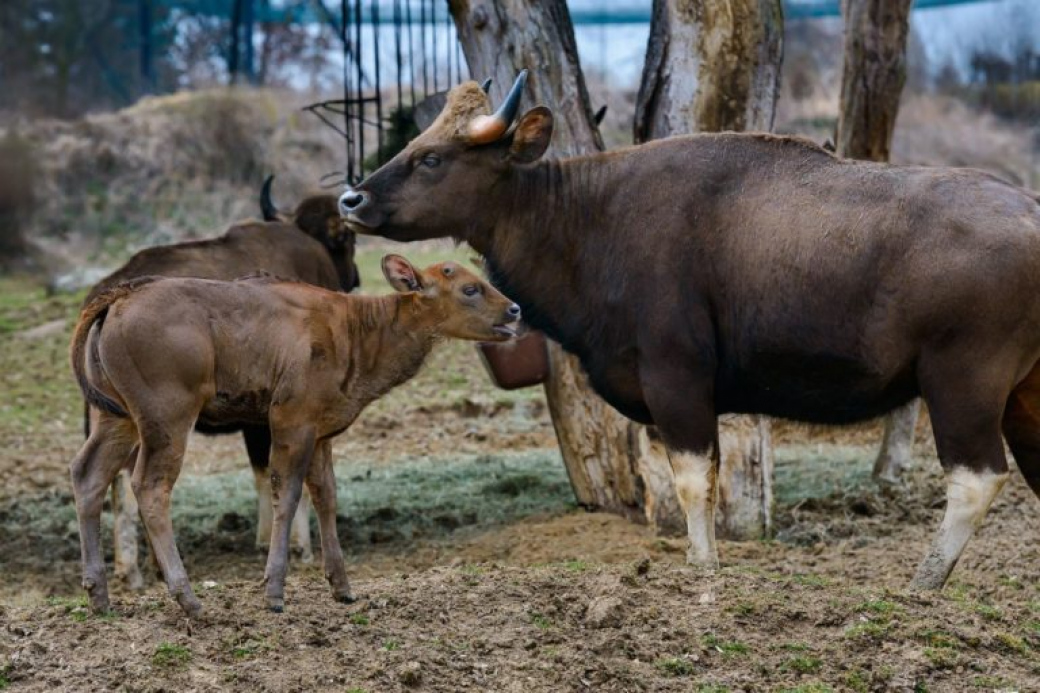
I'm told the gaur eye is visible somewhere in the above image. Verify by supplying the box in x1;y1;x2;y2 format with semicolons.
462;285;480;297
422;154;441;168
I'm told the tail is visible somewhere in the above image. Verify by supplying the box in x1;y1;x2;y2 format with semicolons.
260;174;283;222
70;277;160;418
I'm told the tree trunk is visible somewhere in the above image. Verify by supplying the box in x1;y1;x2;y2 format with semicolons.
449;0;684;533
634;0;783;540
835;0;915;483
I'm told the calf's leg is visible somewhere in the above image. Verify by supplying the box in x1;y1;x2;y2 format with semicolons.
911;361;1011;590
70;415;136;613
306;439;354;603
263;427;314;612
132;412;201;616
245;425;313;562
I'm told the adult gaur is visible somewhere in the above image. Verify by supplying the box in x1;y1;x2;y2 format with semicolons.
338;71;1040;590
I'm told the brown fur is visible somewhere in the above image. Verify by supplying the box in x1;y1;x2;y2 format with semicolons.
342;78;1040;591
69;257;520;616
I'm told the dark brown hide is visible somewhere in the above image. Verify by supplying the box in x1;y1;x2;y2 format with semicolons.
341;81;1040;588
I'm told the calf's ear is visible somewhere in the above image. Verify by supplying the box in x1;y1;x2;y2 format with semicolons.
382;254;424;292
508;107;554;164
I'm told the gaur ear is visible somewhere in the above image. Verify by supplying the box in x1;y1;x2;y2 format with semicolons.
508;107;553;164
381;254;424;293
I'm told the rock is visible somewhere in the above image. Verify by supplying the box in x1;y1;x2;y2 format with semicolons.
47;267;111;294
16;319;67;341
585;596;624;629
398;660;422;686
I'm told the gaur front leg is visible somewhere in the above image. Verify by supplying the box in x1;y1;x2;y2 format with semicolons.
263;427;315;612
111;464;144;590
642;364;720;569
306;439;354;603
911;357;1011;589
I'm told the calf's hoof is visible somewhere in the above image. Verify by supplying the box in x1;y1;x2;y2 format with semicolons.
266;596;285;613
174;592;203;618
85;581;111;615
333;591;357;605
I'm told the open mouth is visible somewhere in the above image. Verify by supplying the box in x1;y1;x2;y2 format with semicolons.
492;324;519;338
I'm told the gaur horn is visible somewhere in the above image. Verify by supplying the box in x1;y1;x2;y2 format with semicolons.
481;78;492;93
260;174;280;221
468;69;528;144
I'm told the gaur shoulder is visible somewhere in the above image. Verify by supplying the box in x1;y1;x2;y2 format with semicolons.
699;131;838;159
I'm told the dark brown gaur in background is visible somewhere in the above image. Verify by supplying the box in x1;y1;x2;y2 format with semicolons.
340;71;1040;591
69;256;520;616
82;186;360;588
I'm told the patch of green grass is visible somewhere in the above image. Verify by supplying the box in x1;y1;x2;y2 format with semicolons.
0;664;10;690
152;642;192;668
382;639;400;651
972;675;1012;688
655;657;696;677
778;642;810;652
702;633;749;656
783;655;823;674
729;602;756;616
999;576;1025;590
349;613;370;626
530;613;551;631
858;599;899;616
346;688;368;693
230;638;272;659
777;684;834;693
976;604;1003;621
923;647;959;669
915;628;961;649
458;564;484;576
843;669;870;693
563;559;590;573
844;621;890;640
993;632;1029;655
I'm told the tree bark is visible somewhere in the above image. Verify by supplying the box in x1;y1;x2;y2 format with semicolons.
835;0;915;483
449;0;684;533
634;0;783;540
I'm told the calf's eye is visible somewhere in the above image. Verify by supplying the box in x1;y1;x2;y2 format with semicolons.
422;154;441;168
462;285;480;297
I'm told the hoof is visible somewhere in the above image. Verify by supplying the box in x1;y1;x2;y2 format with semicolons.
84;580;111;614
266;596;285;613
175;594;203;618
334;592;357;604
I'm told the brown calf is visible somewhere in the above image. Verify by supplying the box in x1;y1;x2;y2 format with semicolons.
69;256;520;616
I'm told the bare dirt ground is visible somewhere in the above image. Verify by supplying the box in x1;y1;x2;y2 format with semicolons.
2;271;1039;692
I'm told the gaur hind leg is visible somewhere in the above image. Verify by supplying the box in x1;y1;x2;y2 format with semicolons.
245;425;314;563
131;408;203;617
70;413;137;613
1002;361;1040;501
874;399;921;485
262;424;315;612
111;459;144;590
911;358;1012;590
306;439;354;603
642;365;720;569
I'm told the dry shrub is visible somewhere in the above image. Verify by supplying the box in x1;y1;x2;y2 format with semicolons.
892;93;1038;187
0;130;36;265
6;86;346;267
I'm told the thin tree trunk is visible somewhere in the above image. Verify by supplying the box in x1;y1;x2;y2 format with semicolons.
835;0;915;483
449;0;684;533
634;0;783;540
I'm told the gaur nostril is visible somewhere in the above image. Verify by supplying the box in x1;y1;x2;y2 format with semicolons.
339;190;366;213
507;304;521;319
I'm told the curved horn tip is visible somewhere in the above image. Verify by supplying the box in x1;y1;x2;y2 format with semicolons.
481;78;492;94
